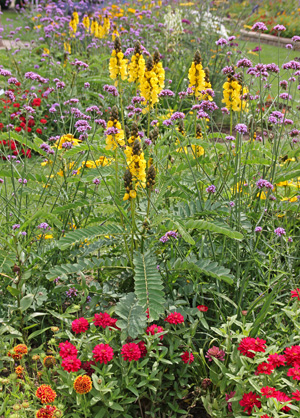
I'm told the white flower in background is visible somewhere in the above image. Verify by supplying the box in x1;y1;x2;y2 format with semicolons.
164;6;184;47
191;10;228;38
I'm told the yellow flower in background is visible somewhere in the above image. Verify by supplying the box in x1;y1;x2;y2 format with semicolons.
44;48;50;55
91;19;98;35
128;41;145;84
153;50;165;92
69;19;77;36
53;134;81;150
82;16;90;31
37;234;54;240
105;107;125;151
109;37;128;82
72;10;79;24
64;42;71;54
140;56;161;111
222;74;248;112
103;16;110;34
281;196;298;203
188;51;205;97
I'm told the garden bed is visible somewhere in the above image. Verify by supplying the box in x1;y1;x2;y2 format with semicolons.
240;29;300;50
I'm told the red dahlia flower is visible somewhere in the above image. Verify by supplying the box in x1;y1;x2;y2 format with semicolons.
59;341;78;359
292;390;300;401
287;365;300;380
239;392;261;415
205;346;225;362
40;118;47;124
121;343;141;362
164;312;184;324
197;305;208;312
61;356;81;373
237;337;266;358
267;353;286;367
71;317;89;334
81;360;96;376
256;362;274;375
291;288;300;301
93;343;114;364
273;391;291;412
137;341;147;358
284;345;300;366
261;386;277;398
32;98;41;107
146;324;164;340
93;312;117;329
36;128;42;134
181;351;194;364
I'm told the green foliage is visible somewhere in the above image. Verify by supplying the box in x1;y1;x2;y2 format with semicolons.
133;252;165;321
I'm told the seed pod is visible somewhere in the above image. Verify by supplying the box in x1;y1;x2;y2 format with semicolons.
131;122;139;139
110;105;119;122
147;165;156;189
146;56;154;72
132;139;142;156
153;49;160;64
201;378;212;389
114;36;121;53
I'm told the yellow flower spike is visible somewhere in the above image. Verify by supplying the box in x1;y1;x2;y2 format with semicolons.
188;51;205;97
109;37;128;82
222;72;248;112
128;41;146;84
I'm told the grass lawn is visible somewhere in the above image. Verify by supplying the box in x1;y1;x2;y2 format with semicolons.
239;40;299;66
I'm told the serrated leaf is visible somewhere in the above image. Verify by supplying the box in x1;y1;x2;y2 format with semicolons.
115;293;146;339
185;219;243;240
58;223;124;250
134;252;165;320
172;258;234;285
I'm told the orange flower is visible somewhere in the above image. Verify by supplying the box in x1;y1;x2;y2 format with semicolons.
73;375;92;394
15;365;24;375
8;351;22;360
14;344;28;355
36;405;57;418
43;356;56;369
36;385;57;404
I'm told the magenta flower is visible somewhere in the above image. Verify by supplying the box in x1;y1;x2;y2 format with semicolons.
205;346;225;362
274;227;286;237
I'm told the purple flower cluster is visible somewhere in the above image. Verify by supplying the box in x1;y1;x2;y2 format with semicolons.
274;227;286;237
235;124;247;134
206;185;216;194
103;84;119;96
236;59;252;68
95;119;107;128
38;222;50;230
159;230;179;243
251;22;268;31
105;127;119;136
66;287;78;298
74;120;92;132
256;179;274;190
159;89;175;97
198;100;218;112
25;71;48;83
170;112;185;121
